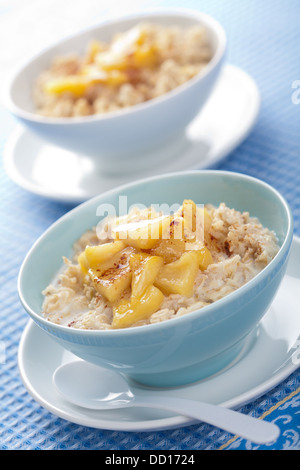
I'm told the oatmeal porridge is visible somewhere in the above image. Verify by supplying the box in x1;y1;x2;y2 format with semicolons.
42;200;279;330
33;23;213;117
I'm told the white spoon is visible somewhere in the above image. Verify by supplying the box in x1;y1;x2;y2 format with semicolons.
53;360;279;444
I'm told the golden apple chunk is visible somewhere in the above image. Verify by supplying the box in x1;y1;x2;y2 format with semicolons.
112;285;164;329
112;215;171;250
154;251;200;297
78;240;125;274
130;253;164;300
89;264;132;304
82;245;134;303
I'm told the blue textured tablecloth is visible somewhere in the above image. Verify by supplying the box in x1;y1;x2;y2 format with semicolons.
0;0;299;450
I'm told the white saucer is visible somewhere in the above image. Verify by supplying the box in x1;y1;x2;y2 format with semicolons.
18;236;300;432
5;64;260;204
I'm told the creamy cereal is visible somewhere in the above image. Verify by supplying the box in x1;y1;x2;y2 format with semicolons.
42;201;279;330
33;23;213;117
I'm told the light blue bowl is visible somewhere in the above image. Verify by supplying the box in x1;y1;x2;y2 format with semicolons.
18;171;293;387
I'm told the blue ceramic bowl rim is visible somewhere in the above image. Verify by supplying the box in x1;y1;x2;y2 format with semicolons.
18;170;293;338
4;8;226;125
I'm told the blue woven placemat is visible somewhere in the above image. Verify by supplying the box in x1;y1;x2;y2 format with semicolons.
0;0;299;450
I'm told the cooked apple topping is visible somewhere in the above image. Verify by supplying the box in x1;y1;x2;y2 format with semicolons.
42;201;280;330
43;25;159;98
77;200;213;328
34;23;213;117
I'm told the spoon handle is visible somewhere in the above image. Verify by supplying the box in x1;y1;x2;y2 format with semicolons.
134;396;279;444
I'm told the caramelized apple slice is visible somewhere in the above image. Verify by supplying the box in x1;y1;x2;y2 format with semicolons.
132;44;157;68
89;264;132;304
130;253;164;300
196;246;213;271
154;251;200;297
112;285;164;329
44;69;127;96
87;247;134;303
181;199;197;234
85;40;105;63
150;238;186;263
83;246;134;303
112;215;171;250
78;241;125;274
95;25;158;71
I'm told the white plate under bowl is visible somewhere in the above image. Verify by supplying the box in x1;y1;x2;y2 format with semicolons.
5;64;260;204
18;236;300;432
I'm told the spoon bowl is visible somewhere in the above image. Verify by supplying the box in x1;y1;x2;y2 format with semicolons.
53;360;280;444
55;361;135;409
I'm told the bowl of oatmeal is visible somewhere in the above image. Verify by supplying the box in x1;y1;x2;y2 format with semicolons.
5;9;226;171
18;171;293;387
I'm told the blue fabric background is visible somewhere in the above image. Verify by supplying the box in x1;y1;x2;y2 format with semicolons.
0;0;299;450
